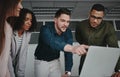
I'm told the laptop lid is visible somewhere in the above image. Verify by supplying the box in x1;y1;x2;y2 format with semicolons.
79;46;120;77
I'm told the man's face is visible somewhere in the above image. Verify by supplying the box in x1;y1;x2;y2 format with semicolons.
54;14;70;34
89;9;104;28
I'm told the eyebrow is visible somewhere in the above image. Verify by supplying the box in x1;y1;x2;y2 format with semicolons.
90;15;103;19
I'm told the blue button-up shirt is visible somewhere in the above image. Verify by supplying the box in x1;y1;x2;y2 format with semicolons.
34;22;73;71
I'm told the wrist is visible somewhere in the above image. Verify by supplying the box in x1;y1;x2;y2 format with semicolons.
65;71;71;76
118;70;120;72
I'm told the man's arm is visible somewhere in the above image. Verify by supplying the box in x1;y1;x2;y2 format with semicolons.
41;25;89;55
64;52;73;76
64;29;73;73
111;57;120;77
64;44;88;55
106;22;119;47
115;57;120;72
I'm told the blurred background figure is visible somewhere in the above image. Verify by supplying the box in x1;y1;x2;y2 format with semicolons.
0;0;23;77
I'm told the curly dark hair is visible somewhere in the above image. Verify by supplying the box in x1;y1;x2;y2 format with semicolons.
13;8;37;32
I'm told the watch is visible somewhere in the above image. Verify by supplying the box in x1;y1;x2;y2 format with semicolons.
118;70;120;72
65;71;71;76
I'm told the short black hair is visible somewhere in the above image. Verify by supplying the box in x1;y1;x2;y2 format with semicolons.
55;8;71;18
91;4;105;12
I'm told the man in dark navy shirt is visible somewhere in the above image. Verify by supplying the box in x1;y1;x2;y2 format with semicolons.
34;8;88;77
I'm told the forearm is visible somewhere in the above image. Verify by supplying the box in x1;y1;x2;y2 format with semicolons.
64;44;89;55
64;52;73;71
64;44;73;52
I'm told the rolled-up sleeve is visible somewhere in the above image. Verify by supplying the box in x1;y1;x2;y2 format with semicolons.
64;29;73;71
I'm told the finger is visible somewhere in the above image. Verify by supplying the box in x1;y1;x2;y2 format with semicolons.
82;44;89;49
78;47;87;56
80;46;87;54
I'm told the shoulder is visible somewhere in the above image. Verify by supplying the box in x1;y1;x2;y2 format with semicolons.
5;21;12;35
102;20;113;26
42;22;55;30
41;24;53;29
102;20;114;29
26;32;31;36
76;19;89;29
23;32;31;41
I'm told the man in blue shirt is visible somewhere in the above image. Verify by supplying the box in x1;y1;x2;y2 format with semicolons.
34;8;88;77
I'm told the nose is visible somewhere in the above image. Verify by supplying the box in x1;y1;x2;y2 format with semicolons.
64;22;69;27
28;21;32;26
20;4;23;9
19;2;23;9
93;18;98;22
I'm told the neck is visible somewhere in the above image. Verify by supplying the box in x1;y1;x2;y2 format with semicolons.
55;25;62;35
18;30;24;37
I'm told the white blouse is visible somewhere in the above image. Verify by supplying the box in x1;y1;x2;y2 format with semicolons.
0;21;12;77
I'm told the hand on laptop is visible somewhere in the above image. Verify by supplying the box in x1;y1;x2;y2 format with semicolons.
72;44;89;56
111;72;120;77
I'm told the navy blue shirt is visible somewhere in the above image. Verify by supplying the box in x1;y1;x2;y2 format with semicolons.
34;22;73;71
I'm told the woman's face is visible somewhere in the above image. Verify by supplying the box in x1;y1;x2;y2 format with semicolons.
7;0;23;18
14;0;23;17
22;13;32;31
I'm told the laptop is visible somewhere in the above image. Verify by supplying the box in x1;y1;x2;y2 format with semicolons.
79;46;120;77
